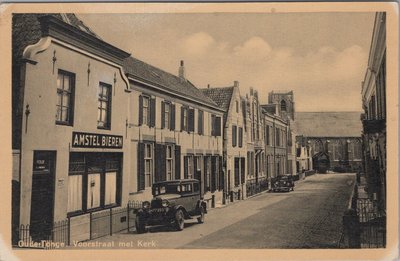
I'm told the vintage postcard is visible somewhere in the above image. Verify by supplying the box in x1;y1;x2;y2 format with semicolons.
0;2;398;261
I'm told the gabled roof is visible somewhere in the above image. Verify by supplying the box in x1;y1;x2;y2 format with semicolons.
200;86;235;112
123;57;220;109
294;112;362;137
12;14;100;62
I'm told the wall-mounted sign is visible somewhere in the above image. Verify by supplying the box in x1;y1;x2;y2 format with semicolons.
72;132;123;149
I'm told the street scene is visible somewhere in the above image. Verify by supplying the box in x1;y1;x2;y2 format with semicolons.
92;174;355;249
10;9;387;251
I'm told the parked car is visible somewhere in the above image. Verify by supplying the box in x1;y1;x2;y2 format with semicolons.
135;179;207;233
272;175;295;192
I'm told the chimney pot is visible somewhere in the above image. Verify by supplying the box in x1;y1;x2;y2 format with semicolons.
207;84;210;89
179;60;186;81
234;81;239;87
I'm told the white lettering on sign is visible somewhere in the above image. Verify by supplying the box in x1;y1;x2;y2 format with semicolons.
72;132;123;149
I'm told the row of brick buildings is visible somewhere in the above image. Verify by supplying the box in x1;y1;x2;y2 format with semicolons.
12;14;312;243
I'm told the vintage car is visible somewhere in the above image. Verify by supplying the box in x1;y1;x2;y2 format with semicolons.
135;179;207;233
272;175;295;192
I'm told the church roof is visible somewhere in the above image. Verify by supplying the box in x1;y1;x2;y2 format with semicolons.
294;112;362;137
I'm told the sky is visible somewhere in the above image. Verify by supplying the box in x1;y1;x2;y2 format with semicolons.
79;12;375;112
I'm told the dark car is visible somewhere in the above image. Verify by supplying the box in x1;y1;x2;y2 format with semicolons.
135;179;207;233
272;175;295;192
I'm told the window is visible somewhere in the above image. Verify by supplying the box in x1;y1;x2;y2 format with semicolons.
56;70;75;125
232;125;237;147
144;143;153;187
281;100;287;112
164;103;170;129
181;107;188;131
236;100;239;113
67;153;121;215
205;157;211;191
139;95;155;127
166;145;174;181
184;155;194;179
238;127;243;148
98;83;112;129
143;96;149;125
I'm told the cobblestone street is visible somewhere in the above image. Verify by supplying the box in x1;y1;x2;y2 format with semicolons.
90;173;355;249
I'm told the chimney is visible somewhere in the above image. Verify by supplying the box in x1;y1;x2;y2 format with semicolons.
179;60;186;82
233;81;239;88
207;84;210;89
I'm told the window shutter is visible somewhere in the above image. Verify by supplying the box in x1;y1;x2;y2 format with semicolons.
198;110;203;135
232;126;237;147
219;156;224;190
170;104;175;131
175;145;181;179
211;156;216;192
242;100;247;131
180;107;184;131
184;156;188;179
150;98;156;127
215;116;221;136
235;158;240;186
161;101;165;129
239;127;243;148
138;95;143;126
204;156;209;191
240;157;245;184
137;143;145;191
211;115;215;136
188;108;195;132
155;144;166;182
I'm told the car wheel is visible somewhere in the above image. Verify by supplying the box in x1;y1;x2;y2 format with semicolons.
197;206;205;224
175;210;185;231
135;215;146;234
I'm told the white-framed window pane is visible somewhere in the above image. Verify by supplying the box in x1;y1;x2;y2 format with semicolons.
67;175;82;212
87;173;101;209
62;93;70;107
56;106;62;121
61;107;69;121
57;74;62;89
105;172;117;205
63;76;70;91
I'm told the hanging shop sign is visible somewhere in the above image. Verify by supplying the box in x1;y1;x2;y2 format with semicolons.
72;131;123;149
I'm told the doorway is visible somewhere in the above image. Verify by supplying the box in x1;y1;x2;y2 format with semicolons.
30;151;56;241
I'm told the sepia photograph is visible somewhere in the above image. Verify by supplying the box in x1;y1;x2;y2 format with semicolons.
0;2;398;261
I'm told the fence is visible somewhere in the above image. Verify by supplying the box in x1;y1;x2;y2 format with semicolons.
338;190;386;248
16;200;142;248
246;178;268;198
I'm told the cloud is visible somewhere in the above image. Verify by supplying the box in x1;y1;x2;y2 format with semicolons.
175;33;368;111
233;37;272;62
181;32;216;57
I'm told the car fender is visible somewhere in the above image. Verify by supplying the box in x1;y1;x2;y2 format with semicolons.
197;200;207;214
173;205;189;218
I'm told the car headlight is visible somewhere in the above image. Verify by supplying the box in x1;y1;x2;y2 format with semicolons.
275;182;279;185
142;201;150;209
162;199;169;207
283;181;286;185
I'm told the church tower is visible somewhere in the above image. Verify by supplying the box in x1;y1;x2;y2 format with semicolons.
268;90;295;121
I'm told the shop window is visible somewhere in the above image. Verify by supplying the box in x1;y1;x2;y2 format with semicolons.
105;172;117;205
56;70;75;125
67;175;82;213
205;157;211;192
67;153;121;216
97;83;112;129
87;173;101;210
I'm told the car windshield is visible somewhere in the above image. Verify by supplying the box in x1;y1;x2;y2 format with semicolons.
153;184;181;196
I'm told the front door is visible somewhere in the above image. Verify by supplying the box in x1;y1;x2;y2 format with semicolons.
30;151;56;241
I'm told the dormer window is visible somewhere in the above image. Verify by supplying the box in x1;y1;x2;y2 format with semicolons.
281;100;287;112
